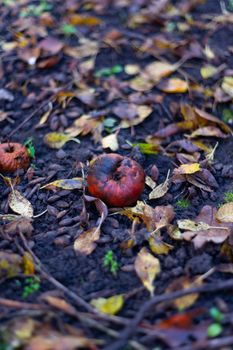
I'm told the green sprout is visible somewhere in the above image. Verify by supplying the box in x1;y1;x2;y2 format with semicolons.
22;276;40;298
223;109;233;124
176;199;190;209
103;250;119;276
24;137;35;159
207;307;224;338
61;23;77;36
95;64;123;78
224;191;233;203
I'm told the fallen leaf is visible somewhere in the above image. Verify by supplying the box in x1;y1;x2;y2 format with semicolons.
68;14;102;26
0;252;23;280
216;203;233;223
135;247;161;296
144;61;176;82
65;114;103;139
23;252;35;275
9;190;34;218
41;178;84;190
74;226;100;255
120;105;152;128
222;76;233;98
43;132;80;149
3;216;33;237
174;163;200;175
91;295;124;315
64;39;98;59
38;37;64;55
166;276;203;310
158;78;188;93
128;74;154;92
148;234;173;255
41;295;77;317
102;133;119;151
119;202;175;231
149;170;170;200
200;65;218;79
179;206;232;248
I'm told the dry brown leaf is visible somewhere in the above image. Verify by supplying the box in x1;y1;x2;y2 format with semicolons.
149;170;170;200
65;114;103;138
120;105;152;128
64;39;98;59
9;190;34;218
190;126;227;138
0;251;23;280
135;247;160;296
179;205;232;248
216;203;233;223
128;74;154;92
74;226;101;255
166;276;202;310
119;201;175;231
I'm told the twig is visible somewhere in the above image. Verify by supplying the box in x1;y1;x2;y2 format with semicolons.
103;279;233;350
8;97;55;138
18;232;95;313
0;297;45;310
178;335;233;350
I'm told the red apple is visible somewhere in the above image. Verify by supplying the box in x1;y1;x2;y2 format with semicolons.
87;153;145;207
0;143;30;173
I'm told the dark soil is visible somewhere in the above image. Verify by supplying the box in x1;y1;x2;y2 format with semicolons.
1;1;233;349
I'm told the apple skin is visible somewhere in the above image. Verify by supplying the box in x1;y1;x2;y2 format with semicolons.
87;153;145;207
0;143;30;173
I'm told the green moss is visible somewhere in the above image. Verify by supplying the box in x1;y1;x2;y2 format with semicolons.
224;191;233;203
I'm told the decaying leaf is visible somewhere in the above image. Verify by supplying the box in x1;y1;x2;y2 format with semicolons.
119;105;152;128
148;233;173;255
43;132;80;149
68;14;102;26
135;247;161;296
0;251;23;280
41;178;84;190
149;170;170;200
222;77;233;98
74;196;108;255
216;203;233;223
74;226;101;255
2;216;33;237
23;252;35;275
179;206;232;248
166;276;203;310
8;190;34;218
200;65;218;79
119;201;175;232
91;294;124;315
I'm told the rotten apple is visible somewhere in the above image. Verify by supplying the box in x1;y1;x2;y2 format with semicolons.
0;143;30;173
87;153;145;207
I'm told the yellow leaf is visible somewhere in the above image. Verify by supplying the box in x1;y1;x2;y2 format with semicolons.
68;14;102;26
134;247;160;296
148;235;173;255
158;78;188;93
43;132;80;149
41;178;84;190
216;203;233;223
200;65;218;79
222;76;233;97
174;163;200;175
102;133;119;151
91;295;124;315
23;252;35;275
8;190;34;218
124;64;140;75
